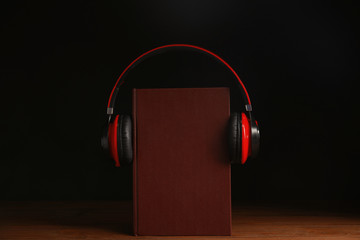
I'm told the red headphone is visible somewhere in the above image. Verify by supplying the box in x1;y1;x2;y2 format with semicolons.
101;44;260;167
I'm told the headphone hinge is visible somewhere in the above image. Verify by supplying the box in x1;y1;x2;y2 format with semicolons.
245;104;252;112
107;107;114;115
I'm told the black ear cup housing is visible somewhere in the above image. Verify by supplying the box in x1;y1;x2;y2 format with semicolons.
228;113;241;164
101;125;109;152
118;115;133;164
249;115;260;158
101;124;110;156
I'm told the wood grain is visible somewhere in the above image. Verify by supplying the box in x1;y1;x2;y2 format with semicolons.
1;201;359;239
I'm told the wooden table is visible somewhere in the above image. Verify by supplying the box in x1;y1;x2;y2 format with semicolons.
1;201;359;239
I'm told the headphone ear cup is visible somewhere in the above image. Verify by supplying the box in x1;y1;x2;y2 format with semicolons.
107;114;133;167
118;115;133;165
229;113;241;164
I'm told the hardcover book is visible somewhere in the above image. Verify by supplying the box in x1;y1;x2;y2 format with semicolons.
132;87;231;236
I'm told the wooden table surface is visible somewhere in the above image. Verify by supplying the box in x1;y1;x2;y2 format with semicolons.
1;201;360;239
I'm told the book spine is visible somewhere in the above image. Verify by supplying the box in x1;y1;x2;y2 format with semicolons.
132;89;138;236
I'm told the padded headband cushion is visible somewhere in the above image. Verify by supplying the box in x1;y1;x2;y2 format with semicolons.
117;115;133;164
229;113;241;164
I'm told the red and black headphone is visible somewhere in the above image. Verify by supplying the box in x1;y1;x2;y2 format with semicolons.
101;44;260;167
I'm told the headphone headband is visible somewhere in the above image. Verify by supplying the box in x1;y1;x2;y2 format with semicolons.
107;44;253;115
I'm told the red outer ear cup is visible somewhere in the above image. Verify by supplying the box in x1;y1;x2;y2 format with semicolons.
241;113;251;164
108;115;121;167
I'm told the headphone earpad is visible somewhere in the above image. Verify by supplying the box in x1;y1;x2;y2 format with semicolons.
240;112;251;164
229;113;241;164
229;112;251;164
117;115;133;165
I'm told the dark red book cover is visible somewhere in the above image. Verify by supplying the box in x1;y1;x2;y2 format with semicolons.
132;88;231;236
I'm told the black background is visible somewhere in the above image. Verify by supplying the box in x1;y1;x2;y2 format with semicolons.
1;1;359;206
